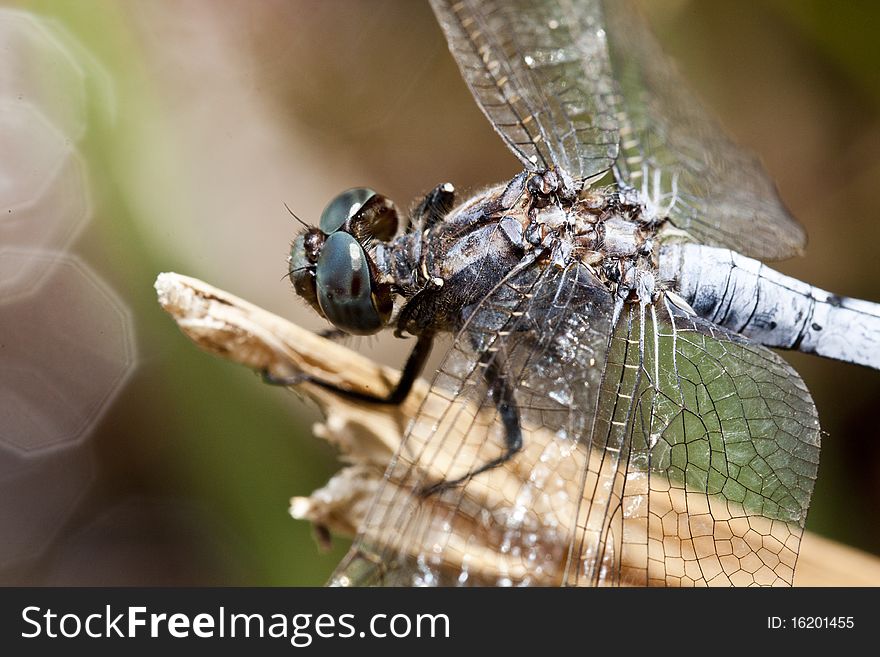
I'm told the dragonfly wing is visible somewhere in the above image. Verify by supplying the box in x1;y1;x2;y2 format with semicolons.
330;277;819;586
566;296;820;586
431;0;806;260
331;260;615;586
602;0;807;260
429;0;621;181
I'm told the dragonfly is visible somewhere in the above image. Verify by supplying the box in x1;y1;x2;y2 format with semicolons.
280;0;880;586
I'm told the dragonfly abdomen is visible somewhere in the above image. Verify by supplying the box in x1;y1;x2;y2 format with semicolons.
660;243;880;370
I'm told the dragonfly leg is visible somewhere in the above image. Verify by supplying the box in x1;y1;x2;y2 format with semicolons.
412;182;455;229
420;354;523;496
262;333;433;405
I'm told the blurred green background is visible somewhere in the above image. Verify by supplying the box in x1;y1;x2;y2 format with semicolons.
0;0;878;585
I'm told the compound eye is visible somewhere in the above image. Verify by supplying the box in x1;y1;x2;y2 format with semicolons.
319;188;376;234
288;233;319;310
315;231;383;335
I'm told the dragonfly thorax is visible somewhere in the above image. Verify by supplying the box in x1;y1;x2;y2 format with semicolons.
388;171;663;335
517;177;661;302
291;171;664;338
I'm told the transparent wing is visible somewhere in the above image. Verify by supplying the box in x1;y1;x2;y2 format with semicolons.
332;285;820;586
566;297;820;586
602;0;807;260
429;0;621;181
331;260;615;586
430;0;807;260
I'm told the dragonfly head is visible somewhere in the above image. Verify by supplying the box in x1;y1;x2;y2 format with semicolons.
288;188;398;335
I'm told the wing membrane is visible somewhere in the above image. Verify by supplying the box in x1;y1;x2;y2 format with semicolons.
566;297;820;586
431;0;807;259
331;260;615;586
430;0;620;180
602;0;807;260
332;269;819;586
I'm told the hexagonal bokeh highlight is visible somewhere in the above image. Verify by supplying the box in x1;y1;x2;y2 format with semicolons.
0;249;137;453
0;102;91;297
0;443;94;568
0;8;113;142
1;8;114;297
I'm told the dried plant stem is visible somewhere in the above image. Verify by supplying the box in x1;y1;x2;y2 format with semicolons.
155;272;880;586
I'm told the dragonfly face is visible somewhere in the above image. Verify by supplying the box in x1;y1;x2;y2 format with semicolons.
280;0;880;587
289;188;398;335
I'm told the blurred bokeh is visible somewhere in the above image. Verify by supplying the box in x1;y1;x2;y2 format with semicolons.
0;0;877;585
